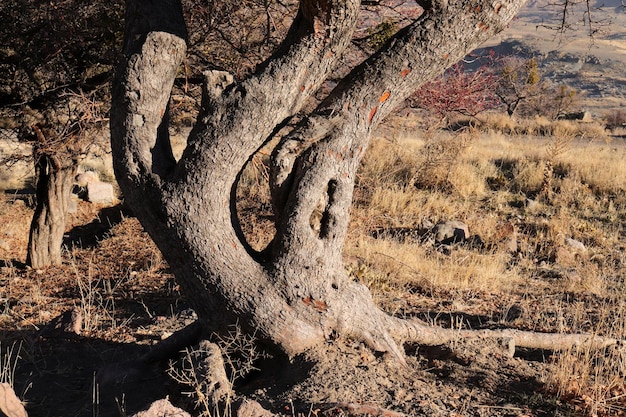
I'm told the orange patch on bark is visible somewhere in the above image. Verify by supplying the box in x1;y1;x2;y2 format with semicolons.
400;68;411;77
302;297;328;312
379;91;391;103
368;106;378;123
494;3;502;13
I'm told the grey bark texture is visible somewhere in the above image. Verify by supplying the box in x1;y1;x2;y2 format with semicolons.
110;0;621;362
26;135;77;269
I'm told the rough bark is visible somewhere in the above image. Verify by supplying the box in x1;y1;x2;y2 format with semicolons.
26;135;77;268
111;0;622;367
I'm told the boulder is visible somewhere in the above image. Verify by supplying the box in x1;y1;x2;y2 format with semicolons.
235;399;274;417
564;237;586;253
75;170;99;187
0;383;27;417
87;181;116;205
433;221;469;244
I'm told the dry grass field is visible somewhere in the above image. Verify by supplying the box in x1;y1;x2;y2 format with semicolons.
1;114;626;416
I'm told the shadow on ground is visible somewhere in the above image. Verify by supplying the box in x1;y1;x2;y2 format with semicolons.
6;330;169;417
64;204;133;250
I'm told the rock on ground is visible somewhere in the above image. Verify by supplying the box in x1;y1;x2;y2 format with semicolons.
129;398;190;417
87;181;116;205
433;220;469;244
0;383;27;417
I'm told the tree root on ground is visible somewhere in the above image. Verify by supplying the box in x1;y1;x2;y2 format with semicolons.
385;315;623;354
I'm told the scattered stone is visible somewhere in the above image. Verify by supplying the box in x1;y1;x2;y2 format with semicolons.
437;245;452;255
420;218;435;230
129;398;190;417
75;170;99;187
558;111;592;122
0;382;27;417
524;198;539;210
552;237;587;266
433;221;469;245
37;308;82;338
564;237;586;253
87;181;116;205
235;399;274;417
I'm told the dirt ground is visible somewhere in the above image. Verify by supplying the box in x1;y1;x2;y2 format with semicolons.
0;197;603;417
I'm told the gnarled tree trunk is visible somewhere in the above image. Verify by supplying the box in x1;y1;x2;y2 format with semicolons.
111;0;620;369
26;131;77;269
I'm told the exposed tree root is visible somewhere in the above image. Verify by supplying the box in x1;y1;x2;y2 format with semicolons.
386;315;623;354
140;320;204;364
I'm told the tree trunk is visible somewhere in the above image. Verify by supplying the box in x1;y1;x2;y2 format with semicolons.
26;149;77;269
111;0;621;367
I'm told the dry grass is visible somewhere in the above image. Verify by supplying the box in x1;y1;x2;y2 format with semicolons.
348;122;626;415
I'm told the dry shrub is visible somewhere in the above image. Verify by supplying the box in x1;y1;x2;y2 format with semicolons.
560;142;626;197
477;113;518;133
447;158;488;198
411;129;477;190
358;136;422;188
478;113;608;140
604;109;626;130
508;157;545;195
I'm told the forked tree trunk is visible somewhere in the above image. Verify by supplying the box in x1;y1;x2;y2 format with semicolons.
111;0;621;363
26;145;77;269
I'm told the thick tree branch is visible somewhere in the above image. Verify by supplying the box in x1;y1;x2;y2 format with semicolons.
110;0;187;202
180;0;362;184
271;0;528;258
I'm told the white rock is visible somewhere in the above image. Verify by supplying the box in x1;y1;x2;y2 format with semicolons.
75;171;99;187
564;237;586;253
0;383;27;417
87;182;115;205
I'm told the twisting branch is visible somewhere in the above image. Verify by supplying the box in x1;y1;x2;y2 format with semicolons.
270;0;529;255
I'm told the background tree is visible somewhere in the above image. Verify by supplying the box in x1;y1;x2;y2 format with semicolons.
493;56;581;119
0;0;122;268
407;61;501;126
